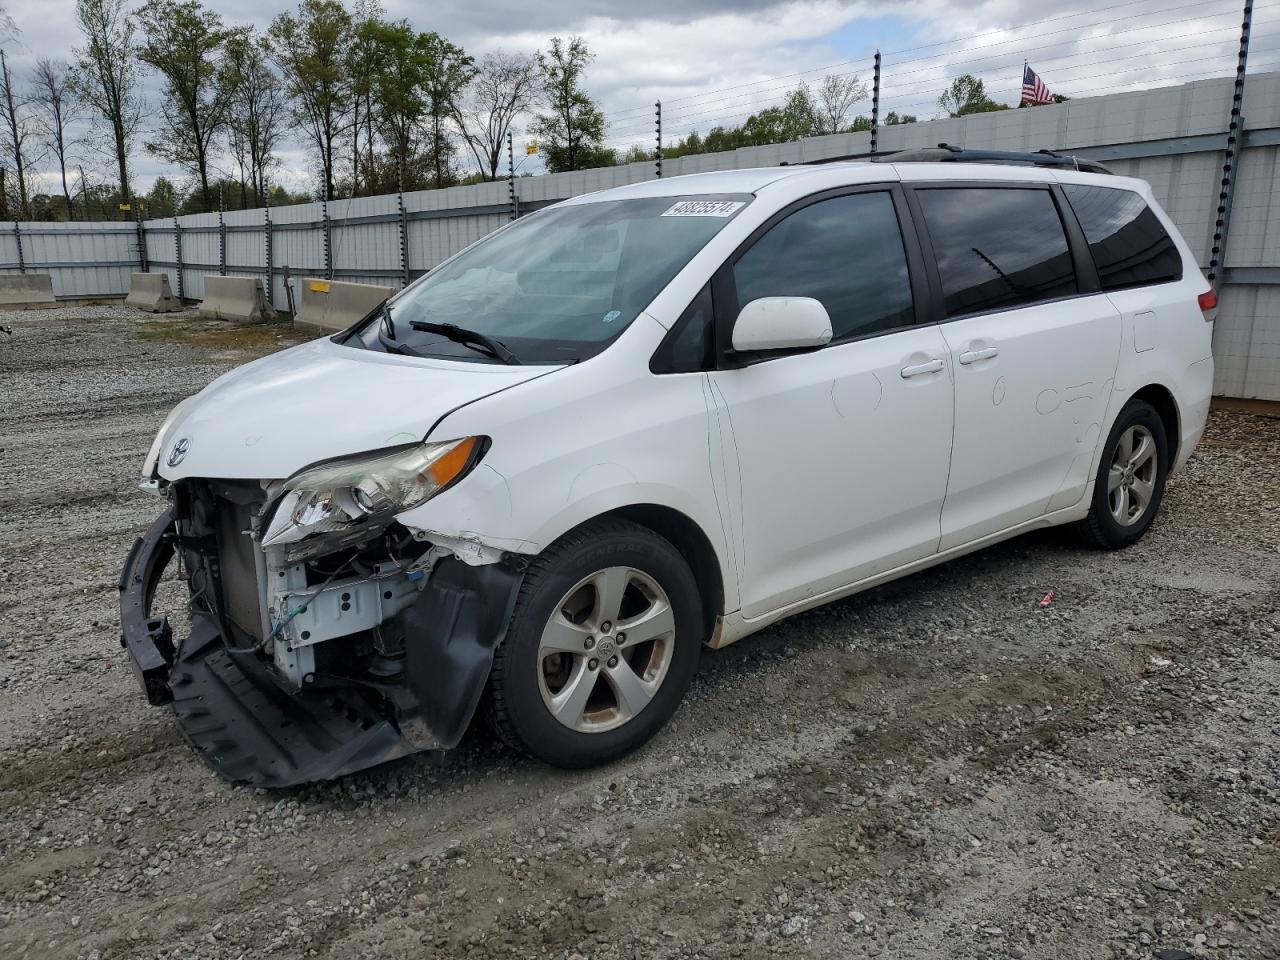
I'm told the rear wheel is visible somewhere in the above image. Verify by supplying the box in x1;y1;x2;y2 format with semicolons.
486;518;702;768
1077;398;1169;549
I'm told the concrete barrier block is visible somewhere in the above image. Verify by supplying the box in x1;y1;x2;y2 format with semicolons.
294;278;393;334
198;275;276;324
124;272;183;313
0;273;56;309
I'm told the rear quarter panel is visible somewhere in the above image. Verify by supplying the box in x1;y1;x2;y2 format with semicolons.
1052;171;1214;476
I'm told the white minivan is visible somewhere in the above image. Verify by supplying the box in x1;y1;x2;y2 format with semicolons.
120;150;1216;786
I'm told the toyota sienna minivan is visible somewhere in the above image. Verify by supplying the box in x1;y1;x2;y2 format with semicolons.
120;149;1216;786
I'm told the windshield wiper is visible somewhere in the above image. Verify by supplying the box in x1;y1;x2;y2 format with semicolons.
408;320;521;365
379;302;396;340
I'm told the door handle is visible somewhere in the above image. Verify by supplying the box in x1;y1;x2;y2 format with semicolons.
900;358;944;378
958;347;999;365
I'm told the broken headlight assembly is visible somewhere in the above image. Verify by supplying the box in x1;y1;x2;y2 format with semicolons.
261;436;486;561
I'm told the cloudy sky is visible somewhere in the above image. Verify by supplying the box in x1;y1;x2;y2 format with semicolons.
2;0;1273;195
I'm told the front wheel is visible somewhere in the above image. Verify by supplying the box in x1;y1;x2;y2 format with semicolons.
1077;398;1169;549
485;518;702;768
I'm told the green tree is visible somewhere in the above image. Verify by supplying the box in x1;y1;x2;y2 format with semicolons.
419;32;473;187
222;29;287;207
345;0;384;195
531;36;607;173
136;0;236;212
71;0;141;207
268;0;353;200
938;74;1007;117
739;86;820;145
145;175;181;216
367;22;438;190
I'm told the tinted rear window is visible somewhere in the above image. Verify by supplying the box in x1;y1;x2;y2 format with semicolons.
916;187;1077;318
1063;184;1182;291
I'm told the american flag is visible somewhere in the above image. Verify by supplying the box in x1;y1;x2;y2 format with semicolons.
1021;63;1055;105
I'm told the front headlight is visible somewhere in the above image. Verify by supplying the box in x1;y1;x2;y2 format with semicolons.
261;437;485;558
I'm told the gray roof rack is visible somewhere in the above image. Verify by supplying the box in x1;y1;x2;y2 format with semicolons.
874;142;1113;174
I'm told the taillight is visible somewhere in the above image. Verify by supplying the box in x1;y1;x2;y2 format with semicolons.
1198;288;1218;322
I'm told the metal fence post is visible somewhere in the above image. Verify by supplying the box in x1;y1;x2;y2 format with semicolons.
321;196;332;280
397;171;409;288
1207;0;1253;285
174;217;185;302
655;101;663;178
507;131;518;221
264;205;274;308
871;50;882;158
134;204;148;272
217;188;227;276
12;222;24;274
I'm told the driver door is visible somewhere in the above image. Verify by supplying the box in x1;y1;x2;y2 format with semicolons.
707;187;955;620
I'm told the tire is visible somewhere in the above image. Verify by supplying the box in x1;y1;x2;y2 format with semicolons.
1076;398;1170;549
486;517;702;768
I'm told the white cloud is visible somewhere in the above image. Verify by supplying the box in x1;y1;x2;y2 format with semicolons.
3;0;1274;196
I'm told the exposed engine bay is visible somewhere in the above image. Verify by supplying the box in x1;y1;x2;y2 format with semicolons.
118;477;525;787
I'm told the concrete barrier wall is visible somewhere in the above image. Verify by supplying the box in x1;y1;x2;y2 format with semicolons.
198;275;276;324
124;272;183;313
0;273;56;309
294;278;392;333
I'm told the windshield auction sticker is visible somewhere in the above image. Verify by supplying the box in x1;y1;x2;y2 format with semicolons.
661;200;745;217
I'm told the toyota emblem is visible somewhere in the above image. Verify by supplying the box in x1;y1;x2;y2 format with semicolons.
167;437;191;467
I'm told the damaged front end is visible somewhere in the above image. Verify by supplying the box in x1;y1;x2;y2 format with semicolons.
118;471;524;788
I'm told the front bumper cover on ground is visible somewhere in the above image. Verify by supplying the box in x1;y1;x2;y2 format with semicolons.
117;507;524;788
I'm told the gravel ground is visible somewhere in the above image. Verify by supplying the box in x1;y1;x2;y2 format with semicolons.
1;304;1278;960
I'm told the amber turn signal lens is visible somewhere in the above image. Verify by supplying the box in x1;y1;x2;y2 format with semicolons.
427;436;479;487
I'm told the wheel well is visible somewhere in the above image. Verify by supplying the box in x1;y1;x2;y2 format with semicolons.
604;504;725;643
1131;384;1181;465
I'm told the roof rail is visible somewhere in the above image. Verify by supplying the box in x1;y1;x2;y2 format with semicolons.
873;142;1113;175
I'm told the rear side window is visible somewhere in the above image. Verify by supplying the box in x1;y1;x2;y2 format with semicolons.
916;187;1077;318
1063;184;1182;291
732;191;914;342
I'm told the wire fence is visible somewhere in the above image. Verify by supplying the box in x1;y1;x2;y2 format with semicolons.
598;0;1274;155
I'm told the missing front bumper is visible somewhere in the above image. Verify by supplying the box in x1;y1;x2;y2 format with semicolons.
117;507;524;787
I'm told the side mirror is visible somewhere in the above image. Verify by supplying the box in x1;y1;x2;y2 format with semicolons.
731;297;833;353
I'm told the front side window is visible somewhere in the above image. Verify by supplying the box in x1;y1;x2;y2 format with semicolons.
350;195;749;364
1063;184;1182;291
731;191;914;342
917;187;1077;318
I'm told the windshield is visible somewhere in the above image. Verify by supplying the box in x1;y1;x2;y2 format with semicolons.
346;194;750;363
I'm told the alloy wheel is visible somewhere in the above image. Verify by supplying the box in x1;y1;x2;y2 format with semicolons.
537;566;677;733
1108;424;1158;527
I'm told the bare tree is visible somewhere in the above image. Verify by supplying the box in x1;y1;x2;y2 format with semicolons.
71;0;142;206
456;50;538;180
222;29;287;207
0;49;37;219
32;59;83;217
816;73;868;135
